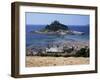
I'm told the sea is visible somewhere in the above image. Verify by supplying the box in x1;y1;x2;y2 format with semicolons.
26;25;89;47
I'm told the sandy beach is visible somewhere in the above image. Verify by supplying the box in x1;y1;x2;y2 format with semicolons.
26;56;89;67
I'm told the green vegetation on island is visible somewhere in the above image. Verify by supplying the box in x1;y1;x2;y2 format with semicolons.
32;20;84;35
44;20;69;31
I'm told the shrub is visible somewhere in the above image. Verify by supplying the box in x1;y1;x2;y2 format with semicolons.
75;47;89;57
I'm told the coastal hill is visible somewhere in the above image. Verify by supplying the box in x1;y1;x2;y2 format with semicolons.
44;20;69;31
32;20;84;35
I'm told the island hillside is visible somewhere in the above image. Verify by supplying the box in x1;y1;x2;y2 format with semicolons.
44;20;69;31
31;20;84;35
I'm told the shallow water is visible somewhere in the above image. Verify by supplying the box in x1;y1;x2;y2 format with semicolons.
26;25;89;47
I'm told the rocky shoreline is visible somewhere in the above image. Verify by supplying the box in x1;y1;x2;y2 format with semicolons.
26;40;89;57
31;30;84;35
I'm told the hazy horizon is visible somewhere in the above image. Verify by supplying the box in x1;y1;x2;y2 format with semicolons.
26;12;90;26
26;23;89;26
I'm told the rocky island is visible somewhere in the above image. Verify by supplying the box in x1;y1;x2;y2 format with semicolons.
31;20;84;35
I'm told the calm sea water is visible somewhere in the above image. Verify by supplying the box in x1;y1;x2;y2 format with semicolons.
26;25;89;47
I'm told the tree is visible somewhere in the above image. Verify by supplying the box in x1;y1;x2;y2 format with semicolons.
75;47;89;57
45;20;69;31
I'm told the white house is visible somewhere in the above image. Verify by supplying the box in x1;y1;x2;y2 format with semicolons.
46;47;63;53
